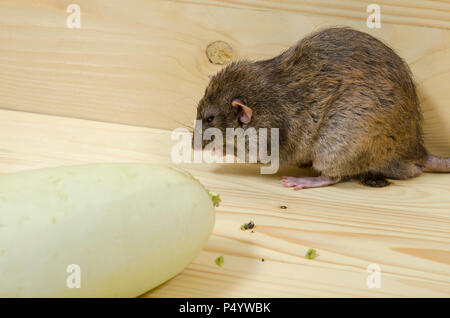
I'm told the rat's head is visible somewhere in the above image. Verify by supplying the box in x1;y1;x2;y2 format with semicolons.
193;60;272;152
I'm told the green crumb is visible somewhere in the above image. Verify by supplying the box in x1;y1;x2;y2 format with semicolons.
240;220;255;231
305;248;317;260
207;190;221;207
52;216;56;225
215;256;224;267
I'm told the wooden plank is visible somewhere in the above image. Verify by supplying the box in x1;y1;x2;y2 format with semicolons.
0;0;449;157
1;109;449;297
174;0;450;29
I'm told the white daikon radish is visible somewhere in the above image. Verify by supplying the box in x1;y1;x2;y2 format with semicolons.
0;163;217;297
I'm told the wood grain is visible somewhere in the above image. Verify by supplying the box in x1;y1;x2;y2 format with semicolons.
0;0;449;157
1;109;449;297
174;0;450;29
1;0;449;297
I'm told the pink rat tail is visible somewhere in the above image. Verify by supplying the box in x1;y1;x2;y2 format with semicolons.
424;155;450;172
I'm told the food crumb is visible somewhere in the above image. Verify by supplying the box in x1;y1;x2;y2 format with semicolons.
215;256;224;267
305;248;317;260
52;216;56;224
280;205;287;209
207;190;221;207
240;220;255;231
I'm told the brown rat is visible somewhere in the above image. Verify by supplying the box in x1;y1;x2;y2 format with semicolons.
194;27;450;189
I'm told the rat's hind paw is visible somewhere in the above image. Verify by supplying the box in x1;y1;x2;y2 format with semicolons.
282;176;340;190
360;174;391;187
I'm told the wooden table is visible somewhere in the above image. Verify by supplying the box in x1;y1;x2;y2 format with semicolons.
1;0;449;297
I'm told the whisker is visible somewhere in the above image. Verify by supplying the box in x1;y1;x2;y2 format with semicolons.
172;118;194;132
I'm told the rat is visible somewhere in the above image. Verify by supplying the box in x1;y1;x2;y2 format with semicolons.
194;27;450;190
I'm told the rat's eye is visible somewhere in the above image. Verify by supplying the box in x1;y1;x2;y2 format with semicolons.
206;116;215;123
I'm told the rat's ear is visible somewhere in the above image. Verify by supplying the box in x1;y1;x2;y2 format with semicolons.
232;98;252;124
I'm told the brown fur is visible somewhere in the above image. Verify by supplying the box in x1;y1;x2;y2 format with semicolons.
195;27;448;186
